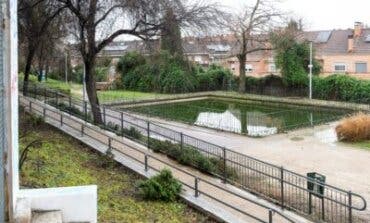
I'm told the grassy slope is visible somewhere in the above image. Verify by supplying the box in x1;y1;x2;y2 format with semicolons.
19;113;214;223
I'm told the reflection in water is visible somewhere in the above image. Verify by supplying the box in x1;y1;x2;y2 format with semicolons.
127;98;350;137
195;110;279;137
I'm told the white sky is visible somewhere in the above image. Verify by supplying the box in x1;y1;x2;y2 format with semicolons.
219;0;370;30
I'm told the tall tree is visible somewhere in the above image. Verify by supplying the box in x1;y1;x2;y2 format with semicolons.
59;0;222;124
271;19;321;86
228;0;281;93
161;7;183;56
18;0;66;94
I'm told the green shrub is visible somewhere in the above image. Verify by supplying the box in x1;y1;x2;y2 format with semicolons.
70;65;109;84
313;75;370;103
97;147;117;169
117;51;146;75
104;122;143;141
197;65;234;91
160;67;197;93
95;67;109;82
148;138;231;175
47;100;93;122
117;51;237;93
122;127;142;140
139;169;182;202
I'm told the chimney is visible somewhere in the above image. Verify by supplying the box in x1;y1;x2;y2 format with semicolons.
354;22;363;37
348;35;354;52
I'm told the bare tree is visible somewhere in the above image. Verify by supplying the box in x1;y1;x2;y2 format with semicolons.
227;0;282;93
18;0;66;94
58;0;223;124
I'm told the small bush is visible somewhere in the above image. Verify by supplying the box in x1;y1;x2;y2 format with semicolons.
336;113;370;142
95;67;109;82
97;147;117;169
139;169;182;202
26;114;45;127
148;138;234;175
122;127;142;140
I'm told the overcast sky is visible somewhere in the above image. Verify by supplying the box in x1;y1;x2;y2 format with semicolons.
218;0;370;31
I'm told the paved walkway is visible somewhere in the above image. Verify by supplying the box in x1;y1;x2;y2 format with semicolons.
21;96;310;223
123;111;370;222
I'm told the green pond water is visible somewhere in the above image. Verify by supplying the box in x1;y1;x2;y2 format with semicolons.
126;98;351;137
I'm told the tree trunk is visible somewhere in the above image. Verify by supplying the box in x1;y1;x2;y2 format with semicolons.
84;59;103;124
238;54;247;93
23;48;36;95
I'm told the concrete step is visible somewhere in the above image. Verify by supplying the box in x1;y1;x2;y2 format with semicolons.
31;211;63;223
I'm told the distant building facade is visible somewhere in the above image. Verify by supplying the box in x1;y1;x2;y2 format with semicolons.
71;22;370;79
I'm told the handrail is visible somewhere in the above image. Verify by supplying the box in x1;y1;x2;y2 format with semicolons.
21;82;368;223
20;95;297;223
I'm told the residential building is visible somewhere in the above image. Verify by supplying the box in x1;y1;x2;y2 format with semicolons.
71;22;370;79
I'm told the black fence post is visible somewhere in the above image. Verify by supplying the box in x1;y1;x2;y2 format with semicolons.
29;101;32;113
81;125;84;137
44;88;47;102
69;96;72;109
269;209;273;223
280;166;285;209
180;133;183;150
144;155;148;172
33;84;36;99
195;177;199;197
55;92;59;106
348;191;352;223
84;101;88;121
223;147;227;183
108;137;112;150
147;121;150;148
103;106;106;126
60;114;63;126
43;108;46;119
34;85;37;99
120;112;124;135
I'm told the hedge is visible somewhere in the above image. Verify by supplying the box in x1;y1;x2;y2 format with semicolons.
116;51;235;93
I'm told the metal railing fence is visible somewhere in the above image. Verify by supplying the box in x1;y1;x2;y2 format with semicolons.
20;95;297;223
22;83;367;223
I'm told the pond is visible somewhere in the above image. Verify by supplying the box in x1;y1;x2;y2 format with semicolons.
125;98;351;137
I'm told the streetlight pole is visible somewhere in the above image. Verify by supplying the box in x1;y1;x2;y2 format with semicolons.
308;41;313;99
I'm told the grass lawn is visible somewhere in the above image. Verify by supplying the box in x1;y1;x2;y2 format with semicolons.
19;74;169;103
97;90;169;103
353;141;370;151
19;112;215;223
19;74;78;95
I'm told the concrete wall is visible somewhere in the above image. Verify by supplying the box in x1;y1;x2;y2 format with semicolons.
18;186;97;223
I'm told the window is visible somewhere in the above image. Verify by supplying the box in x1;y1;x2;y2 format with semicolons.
355;62;367;73
333;63;347;73
245;64;253;73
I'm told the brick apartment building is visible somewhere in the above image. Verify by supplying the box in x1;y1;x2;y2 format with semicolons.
73;22;370;80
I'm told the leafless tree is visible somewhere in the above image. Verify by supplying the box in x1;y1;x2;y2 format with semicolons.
58;0;224;124
18;0;66;94
227;0;282;93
